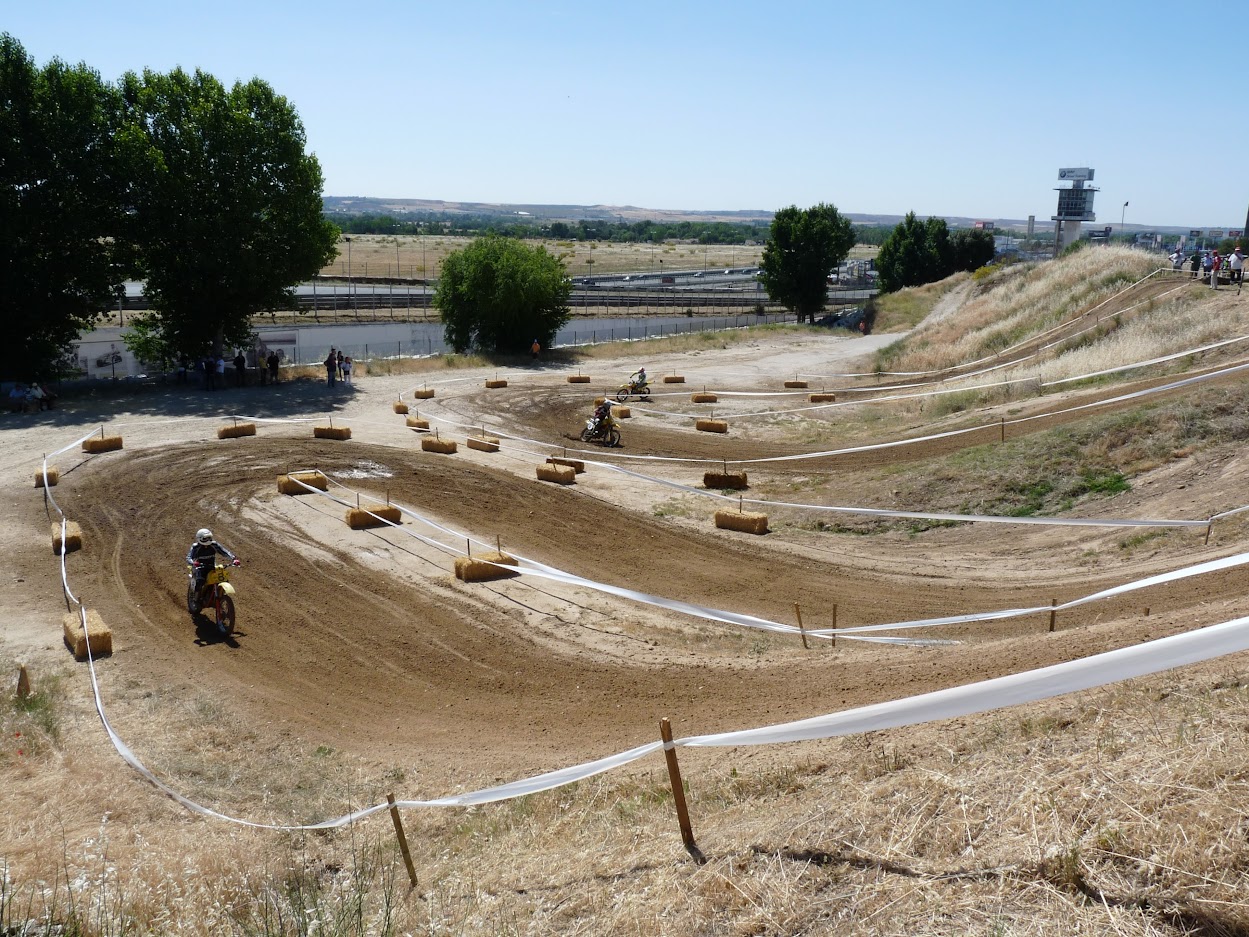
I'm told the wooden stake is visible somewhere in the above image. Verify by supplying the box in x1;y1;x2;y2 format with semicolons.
16;664;30;700
659;718;704;863
386;794;419;888
1144;606;1151;617
1000;417;1005;443
795;602;809;649
496;534;502;553
831;603;838;648
1048;598;1057;633
466;537;471;557
1205;520;1214;545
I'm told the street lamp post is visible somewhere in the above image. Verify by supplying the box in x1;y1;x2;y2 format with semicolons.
1121;201;1129;237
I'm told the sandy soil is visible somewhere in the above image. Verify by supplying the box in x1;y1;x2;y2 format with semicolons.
4;312;1246;811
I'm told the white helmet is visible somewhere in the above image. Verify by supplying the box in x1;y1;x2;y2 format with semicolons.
195;528;213;544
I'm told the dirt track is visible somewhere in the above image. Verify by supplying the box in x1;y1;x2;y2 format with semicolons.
6;321;1249;794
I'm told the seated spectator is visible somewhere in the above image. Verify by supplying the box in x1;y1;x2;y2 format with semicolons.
8;383;28;413
27;382;55;410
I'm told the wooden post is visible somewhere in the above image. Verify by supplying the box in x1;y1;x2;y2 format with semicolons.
16;664;30;700
1000;417;1005;443
386;794;419;888
659;718;704;863
465;537;471;557
794;602;809;649
1205;520;1214;545
831;603;838;648
1048;598;1057;633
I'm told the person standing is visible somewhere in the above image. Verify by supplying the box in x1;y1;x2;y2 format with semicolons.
324;348;337;386
233;350;246;386
336;349;345;382
267;351;280;384
1190;252;1202;279
1211;251;1221;289
215;354;226;389
531;338;541;360
1228;246;1244;288
341;355;353;384
203;355;216;391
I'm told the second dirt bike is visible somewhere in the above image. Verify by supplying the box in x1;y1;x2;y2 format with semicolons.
616;381;651;402
580;415;622;447
187;561;239;635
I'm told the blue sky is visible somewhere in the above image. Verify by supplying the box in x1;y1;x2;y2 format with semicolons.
7;1;1246;228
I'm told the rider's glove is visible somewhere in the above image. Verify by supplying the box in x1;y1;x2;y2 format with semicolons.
232;558;241;567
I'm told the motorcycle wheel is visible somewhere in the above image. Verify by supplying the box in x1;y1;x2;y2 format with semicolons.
186;580;199;615
616;388;628;402
640;385;651;401
606;428;621;447
579;426;593;442
215;593;236;636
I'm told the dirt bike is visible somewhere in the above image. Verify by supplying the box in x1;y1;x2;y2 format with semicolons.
580;414;622;447
616;380;651;402
187;560;239;635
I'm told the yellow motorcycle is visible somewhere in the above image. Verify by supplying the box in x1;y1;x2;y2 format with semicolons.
187;560;239;635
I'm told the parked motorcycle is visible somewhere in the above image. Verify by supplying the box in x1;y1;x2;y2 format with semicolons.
187;560;239;635
580;414;622;447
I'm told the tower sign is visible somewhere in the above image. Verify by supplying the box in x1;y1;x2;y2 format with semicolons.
1052;167;1098;254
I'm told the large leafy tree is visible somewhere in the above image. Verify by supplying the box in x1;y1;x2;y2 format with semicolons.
879;213;1000;292
758;203;855;323
952;228;996;271
435;236;572;354
120;68;338;356
1;35;133;379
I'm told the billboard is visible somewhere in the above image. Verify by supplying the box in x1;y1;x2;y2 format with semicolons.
1209;230;1224;238
1189;230;1203;237
1058;167;1094;182
1230;230;1244;238
1054;187;1096;221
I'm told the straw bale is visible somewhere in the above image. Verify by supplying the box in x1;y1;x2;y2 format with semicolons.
82;435;123;453
704;471;748;490
52;521;83;554
346;505;402;529
454;551;519;582
691;392;718;403
277;471;328;494
313;425;352;440
484;379;508;388
696;418;729;434
406;416;430;430
567;374;591;383
216;422;257;439
784;379;809;389
34;466;59;487
63;609;113;660
613;406;631;419
547;457;585;474
714;510;769;535
537;463;576;485
412;387;436;399
809;393;836;403
392;400;410;414
662;375;685;384
421;436;458;454
467;435;500;453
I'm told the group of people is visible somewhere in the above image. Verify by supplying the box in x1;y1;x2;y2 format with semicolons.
1176;246;1244;289
181;350;283;389
323;348;353;386
6;381;55;413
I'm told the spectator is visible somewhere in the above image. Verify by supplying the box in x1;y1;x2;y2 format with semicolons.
267;351;280;384
233;350;247;386
203;355;216;391
8;383;27;412
342;355;353;384
336;349;345;382
1228;246;1244;288
1211;251;1222;289
531;338;541;359
1190;252;1202;279
325;348;337;386
215;354;226;388
27;382;54;410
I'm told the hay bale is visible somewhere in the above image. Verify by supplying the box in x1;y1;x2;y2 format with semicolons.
216;422;257;439
662;375;685;384
546;457;585;474
412;387;435;399
34;466;59;488
421;436;458;454
63;609;112;661
406;415;430;430
567;374;591;384
691;392;718;403
809;393;836;403
313;425;351;440
485;379;508;389
346;504;402;530
704;471;748;490
454;551;519;582
392;400;410;414
613;406;631;419
536;463;576;485
784;379;809;389
696;419;729;434
52;521;83;555
82;435;123;454
714;510;769;535
467;435;500;453
277;471;328;494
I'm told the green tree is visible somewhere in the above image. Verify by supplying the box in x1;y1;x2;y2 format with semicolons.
121;68;338;357
435;236;572;354
1;35;133;379
875;212;930;293
951;228;996;271
758;203;855;323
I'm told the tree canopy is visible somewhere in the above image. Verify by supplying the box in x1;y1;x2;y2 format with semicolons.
758;204;855;323
120;67;338;356
877;213;997;292
1;36;134;380
435;236;572;354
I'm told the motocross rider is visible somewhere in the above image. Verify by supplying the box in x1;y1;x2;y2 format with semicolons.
187;528;239;611
591;399;614;433
629;367;647;391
